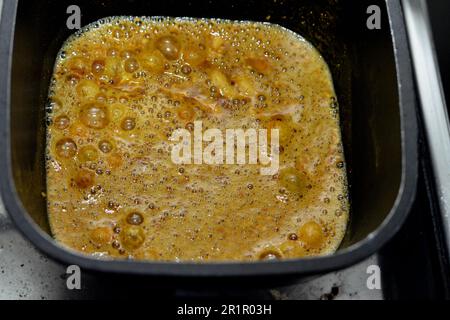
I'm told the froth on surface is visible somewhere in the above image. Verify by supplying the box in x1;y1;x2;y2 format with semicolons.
46;17;349;262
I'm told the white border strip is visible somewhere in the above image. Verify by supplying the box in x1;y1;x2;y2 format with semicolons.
403;0;450;251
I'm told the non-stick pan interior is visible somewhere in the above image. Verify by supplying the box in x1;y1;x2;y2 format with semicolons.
10;0;401;251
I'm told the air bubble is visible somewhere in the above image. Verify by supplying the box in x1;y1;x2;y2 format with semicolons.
288;233;298;241
156;36;180;60
80;103;110;129
121;117;136;131
124;58;140;73
126;212;144;226
54;115;70;130
98;140;113;153
56;138;77;158
181;64;192;75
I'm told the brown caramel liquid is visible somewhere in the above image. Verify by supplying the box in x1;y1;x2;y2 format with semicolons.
46;17;349;261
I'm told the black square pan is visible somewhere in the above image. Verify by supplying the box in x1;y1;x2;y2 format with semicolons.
0;0;417;279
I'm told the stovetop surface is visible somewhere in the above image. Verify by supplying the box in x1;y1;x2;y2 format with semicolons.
378;139;450;300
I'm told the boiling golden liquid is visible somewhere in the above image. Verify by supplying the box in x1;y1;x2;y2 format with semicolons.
46;17;349;261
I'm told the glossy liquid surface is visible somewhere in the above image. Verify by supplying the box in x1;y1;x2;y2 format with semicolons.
46;17;349;261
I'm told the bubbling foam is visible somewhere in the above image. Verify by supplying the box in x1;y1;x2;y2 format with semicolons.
45;17;349;262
